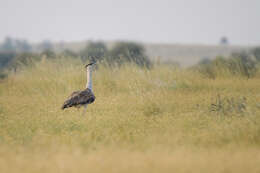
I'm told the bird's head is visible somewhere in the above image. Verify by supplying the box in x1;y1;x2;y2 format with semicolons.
85;61;96;68
85;62;95;68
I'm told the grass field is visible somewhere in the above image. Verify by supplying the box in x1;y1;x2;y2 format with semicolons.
0;59;260;173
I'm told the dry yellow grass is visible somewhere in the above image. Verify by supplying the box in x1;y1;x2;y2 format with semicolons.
0;59;260;173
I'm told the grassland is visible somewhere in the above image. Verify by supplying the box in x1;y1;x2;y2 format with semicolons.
0;59;260;173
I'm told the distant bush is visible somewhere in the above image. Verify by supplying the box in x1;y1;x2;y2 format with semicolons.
0;37;32;52
38;40;53;52
80;41;107;62
14;39;32;52
41;50;56;59
0;52;16;69
78;41;151;68
228;52;256;78
196;51;258;79
252;47;260;62
0;71;7;79
107;42;151;68
198;57;212;65
196;64;215;79
9;52;41;71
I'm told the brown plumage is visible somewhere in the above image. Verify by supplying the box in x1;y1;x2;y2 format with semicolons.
61;88;95;110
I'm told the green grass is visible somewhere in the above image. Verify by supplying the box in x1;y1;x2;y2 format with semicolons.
0;59;260;173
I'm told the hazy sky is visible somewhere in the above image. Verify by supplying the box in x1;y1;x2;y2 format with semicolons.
0;0;259;45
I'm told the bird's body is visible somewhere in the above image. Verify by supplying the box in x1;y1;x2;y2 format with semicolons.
61;62;95;115
61;88;95;109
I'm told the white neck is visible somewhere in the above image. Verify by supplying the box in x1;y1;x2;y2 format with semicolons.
86;66;93;90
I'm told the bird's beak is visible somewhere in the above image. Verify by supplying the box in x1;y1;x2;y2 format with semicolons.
85;62;96;68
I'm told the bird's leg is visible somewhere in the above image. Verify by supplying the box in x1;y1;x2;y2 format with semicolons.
81;104;88;116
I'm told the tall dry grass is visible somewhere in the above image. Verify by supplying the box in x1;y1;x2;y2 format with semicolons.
0;59;260;173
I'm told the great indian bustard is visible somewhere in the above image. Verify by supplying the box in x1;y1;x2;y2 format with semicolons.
61;62;96;115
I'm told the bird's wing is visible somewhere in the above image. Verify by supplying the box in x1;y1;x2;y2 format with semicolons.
69;91;81;98
61;89;95;109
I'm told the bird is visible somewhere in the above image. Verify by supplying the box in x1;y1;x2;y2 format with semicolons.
61;62;96;115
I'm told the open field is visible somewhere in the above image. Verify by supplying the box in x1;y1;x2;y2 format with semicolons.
0;59;260;173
